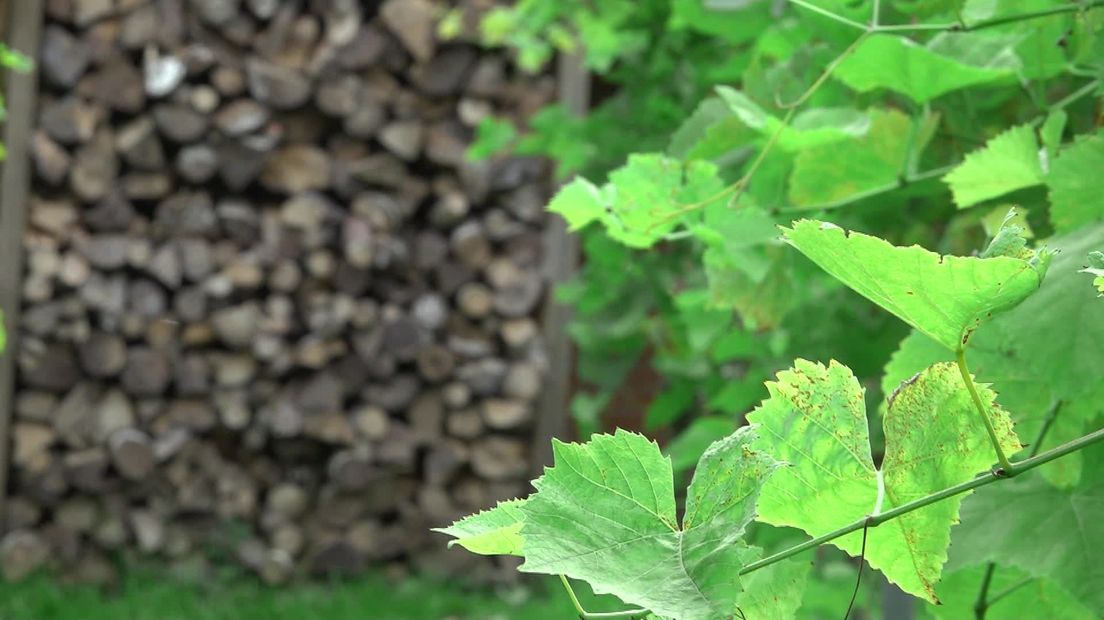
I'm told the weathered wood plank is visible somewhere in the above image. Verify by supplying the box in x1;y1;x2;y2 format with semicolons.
0;0;45;531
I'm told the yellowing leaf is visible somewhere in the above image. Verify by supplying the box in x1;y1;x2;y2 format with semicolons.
782;219;1048;351
749;359;1021;602
433;499;527;556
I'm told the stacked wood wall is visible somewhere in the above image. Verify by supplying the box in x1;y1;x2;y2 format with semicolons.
1;0;558;584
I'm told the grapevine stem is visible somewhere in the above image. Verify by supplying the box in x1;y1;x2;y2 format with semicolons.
559;575;649;619
739;425;1104;576
973;563;996;620
789;0;867;30
955;348;1013;472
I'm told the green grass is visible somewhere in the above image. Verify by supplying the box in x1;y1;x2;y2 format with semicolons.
0;569;636;620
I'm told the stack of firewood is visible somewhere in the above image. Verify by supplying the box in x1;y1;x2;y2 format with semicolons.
4;0;555;585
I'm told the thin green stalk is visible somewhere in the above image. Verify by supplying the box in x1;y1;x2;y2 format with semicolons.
974;563;996;620
559;575;648;619
875;0;1104;32
725;107;796;208
789;0;867;30
777;32;870;108
739;425;1104;575
956;348;1013;472
986;576;1035;607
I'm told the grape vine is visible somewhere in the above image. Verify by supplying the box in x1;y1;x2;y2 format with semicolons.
440;0;1104;617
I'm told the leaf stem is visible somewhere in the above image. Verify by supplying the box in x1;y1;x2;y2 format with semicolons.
789;0;867;31
874;1;1104;32
955;348;1013;472
986;576;1035;607
973;563;996;620
739;425;1104;576
558;575;649;619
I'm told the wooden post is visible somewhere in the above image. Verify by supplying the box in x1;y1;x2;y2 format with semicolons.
0;0;44;531
531;51;588;476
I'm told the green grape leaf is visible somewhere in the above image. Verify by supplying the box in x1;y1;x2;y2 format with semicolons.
0;308;6;354
547;177;607;232
433;499;527;556
1083;250;1104;296
884;225;1104;487
1047;132;1104;233
716;87;869;152
519;428;779;620
561;154;727;249
949;443;1104;614
786;109;912;207
834;33;1016;103
782;219;1048;351
749;359;1022;602
930;564;1094;620
943;125;1044;208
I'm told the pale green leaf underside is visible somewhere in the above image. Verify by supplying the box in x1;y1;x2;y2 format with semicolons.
433;499;527;556
943;124;1044;208
749;359;1021;602
519;428;778;620
834;34;1015;103
1047;132;1104;234
715;86;869;151
547;177;606;232
783;219;1045;351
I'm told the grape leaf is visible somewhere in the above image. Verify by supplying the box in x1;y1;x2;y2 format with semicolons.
749;359;1022;602
433;499;527;556
519;428;779;620
949;443;1104;614
834;33;1016;103
715;87;870;151
782;219;1048;351
547;177;607;232
943;125;1045;208
930;564;1095;620
1047;132;1104;233
786;109;912;207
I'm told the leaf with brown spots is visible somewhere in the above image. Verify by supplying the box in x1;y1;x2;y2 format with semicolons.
749;359;1022;602
782;220;1049;351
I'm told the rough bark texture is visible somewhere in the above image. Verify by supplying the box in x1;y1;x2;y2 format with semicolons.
7;0;555;585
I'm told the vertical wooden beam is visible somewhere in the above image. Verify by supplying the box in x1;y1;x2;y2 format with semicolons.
531;52;588;476
0;0;44;530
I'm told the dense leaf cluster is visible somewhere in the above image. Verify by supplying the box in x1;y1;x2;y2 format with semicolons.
440;0;1104;618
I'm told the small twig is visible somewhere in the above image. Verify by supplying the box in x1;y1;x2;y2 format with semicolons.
843;519;871;620
776;32;870;109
